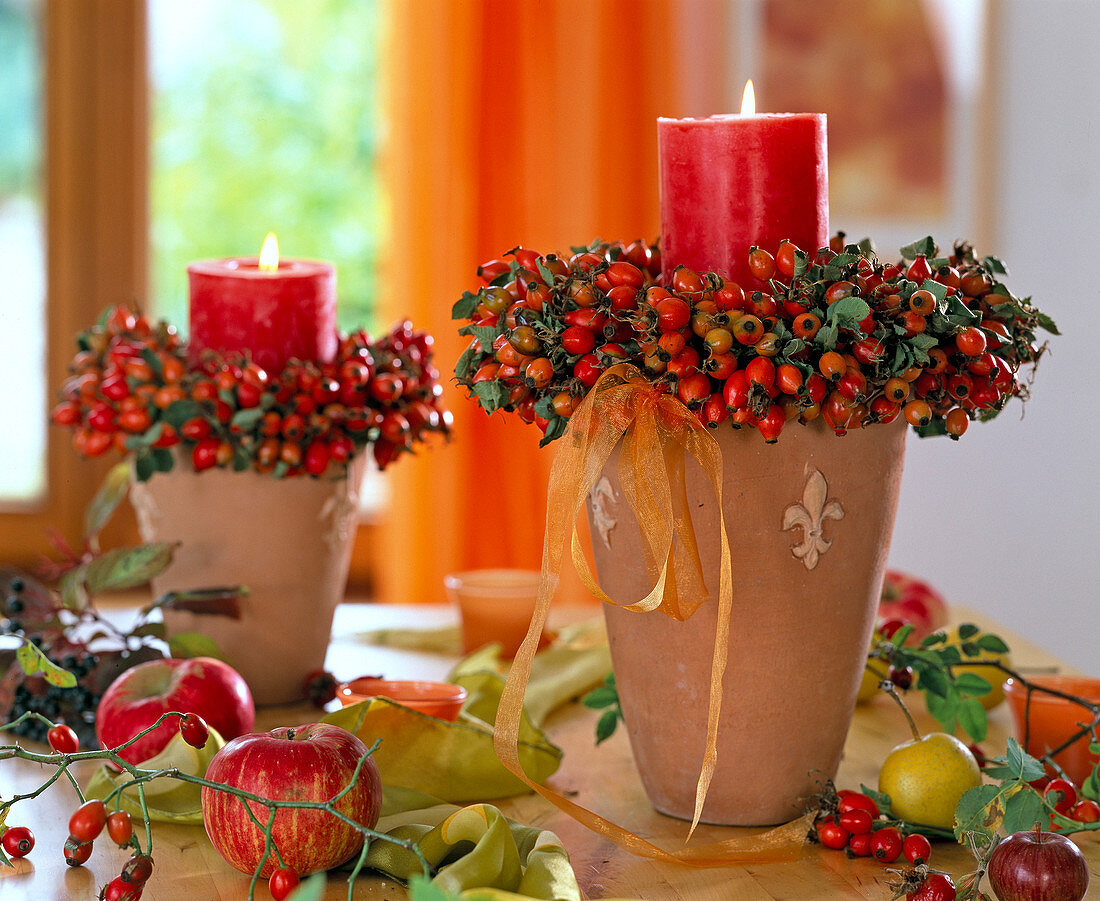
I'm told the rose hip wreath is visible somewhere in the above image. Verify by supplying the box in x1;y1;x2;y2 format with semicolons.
452;236;1057;445
51;306;451;480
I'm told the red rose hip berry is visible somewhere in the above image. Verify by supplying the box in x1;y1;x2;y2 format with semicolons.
1;825;34;859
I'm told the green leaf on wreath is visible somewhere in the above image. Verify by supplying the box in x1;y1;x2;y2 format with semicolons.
451;290;480;321
946;295;979;323
458;324;502;354
533;394;557;419
454;341;478;381
957;623;980;640
140;346;163;379
826;296;871;330
899;236;936;259
981;255;1009;276
538;414;568;447
918;278;949;306
152;447;175;473
956;697;988;743
16;639;78;687
815;323;839;350
230;407;265;432
169;632;225;660
1002;786;1045;834
85;543;176;594
134;451;157;483
161;399;206;429
906;334;940;351
471;380;509;414
1036;310;1061;335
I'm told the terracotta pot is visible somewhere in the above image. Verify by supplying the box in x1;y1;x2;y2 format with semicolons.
130;456;365;705
586;418;906;825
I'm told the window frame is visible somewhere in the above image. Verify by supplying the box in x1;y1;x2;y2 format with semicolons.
0;2;148;568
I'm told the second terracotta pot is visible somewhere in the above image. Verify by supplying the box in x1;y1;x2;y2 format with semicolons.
587;418;906;825
130;456;365;706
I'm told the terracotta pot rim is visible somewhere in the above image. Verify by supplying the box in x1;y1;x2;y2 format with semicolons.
443;569;541;596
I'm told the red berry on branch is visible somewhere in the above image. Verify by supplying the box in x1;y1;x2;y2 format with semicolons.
48;723;80;755
179;713;210;749
64;836;94;867
1;825;34;859
106;811;133;846
69;800;108;843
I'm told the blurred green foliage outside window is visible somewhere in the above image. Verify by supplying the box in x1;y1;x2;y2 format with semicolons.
150;0;382;334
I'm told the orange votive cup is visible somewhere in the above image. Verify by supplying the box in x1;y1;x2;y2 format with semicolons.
444;569;543;658
1003;675;1100;786
336;678;467;721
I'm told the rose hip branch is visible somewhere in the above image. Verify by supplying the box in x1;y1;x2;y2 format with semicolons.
0;711;428;901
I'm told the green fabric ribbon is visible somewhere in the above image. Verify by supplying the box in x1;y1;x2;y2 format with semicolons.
366;786;580;900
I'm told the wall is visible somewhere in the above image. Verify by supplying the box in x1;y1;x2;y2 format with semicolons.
888;1;1100;673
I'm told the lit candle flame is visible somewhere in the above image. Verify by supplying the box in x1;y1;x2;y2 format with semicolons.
741;79;756;116
258;233;279;271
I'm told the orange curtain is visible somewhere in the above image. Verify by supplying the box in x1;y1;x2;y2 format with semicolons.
377;0;733;606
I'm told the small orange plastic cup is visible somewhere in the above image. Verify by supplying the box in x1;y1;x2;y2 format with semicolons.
444;569;543;658
1003;674;1100;786
336;678;467;721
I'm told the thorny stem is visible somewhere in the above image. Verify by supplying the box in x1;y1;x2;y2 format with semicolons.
883;681;922;742
0;711;432;900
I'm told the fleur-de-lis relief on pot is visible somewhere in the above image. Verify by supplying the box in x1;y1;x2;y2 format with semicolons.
782;467;844;570
590;476;619;550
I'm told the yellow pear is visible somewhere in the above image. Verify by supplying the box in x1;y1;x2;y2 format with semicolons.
878;732;982;830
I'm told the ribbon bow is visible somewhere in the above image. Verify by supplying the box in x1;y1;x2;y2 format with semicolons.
493;364;808;864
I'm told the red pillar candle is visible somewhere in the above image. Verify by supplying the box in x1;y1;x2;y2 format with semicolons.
658;106;828;289
187;250;337;374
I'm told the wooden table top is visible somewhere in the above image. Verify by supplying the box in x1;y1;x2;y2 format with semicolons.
2;604;1097;900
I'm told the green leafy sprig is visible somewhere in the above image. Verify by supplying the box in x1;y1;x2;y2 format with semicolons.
581;673;623;744
869;623;1010;743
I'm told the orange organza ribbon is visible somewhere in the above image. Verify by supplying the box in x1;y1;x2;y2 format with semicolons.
493;364;810;865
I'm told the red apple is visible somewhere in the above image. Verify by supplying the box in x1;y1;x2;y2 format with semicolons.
200;723;381;877
878;570;948;640
988;825;1090;901
96;656;255;764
